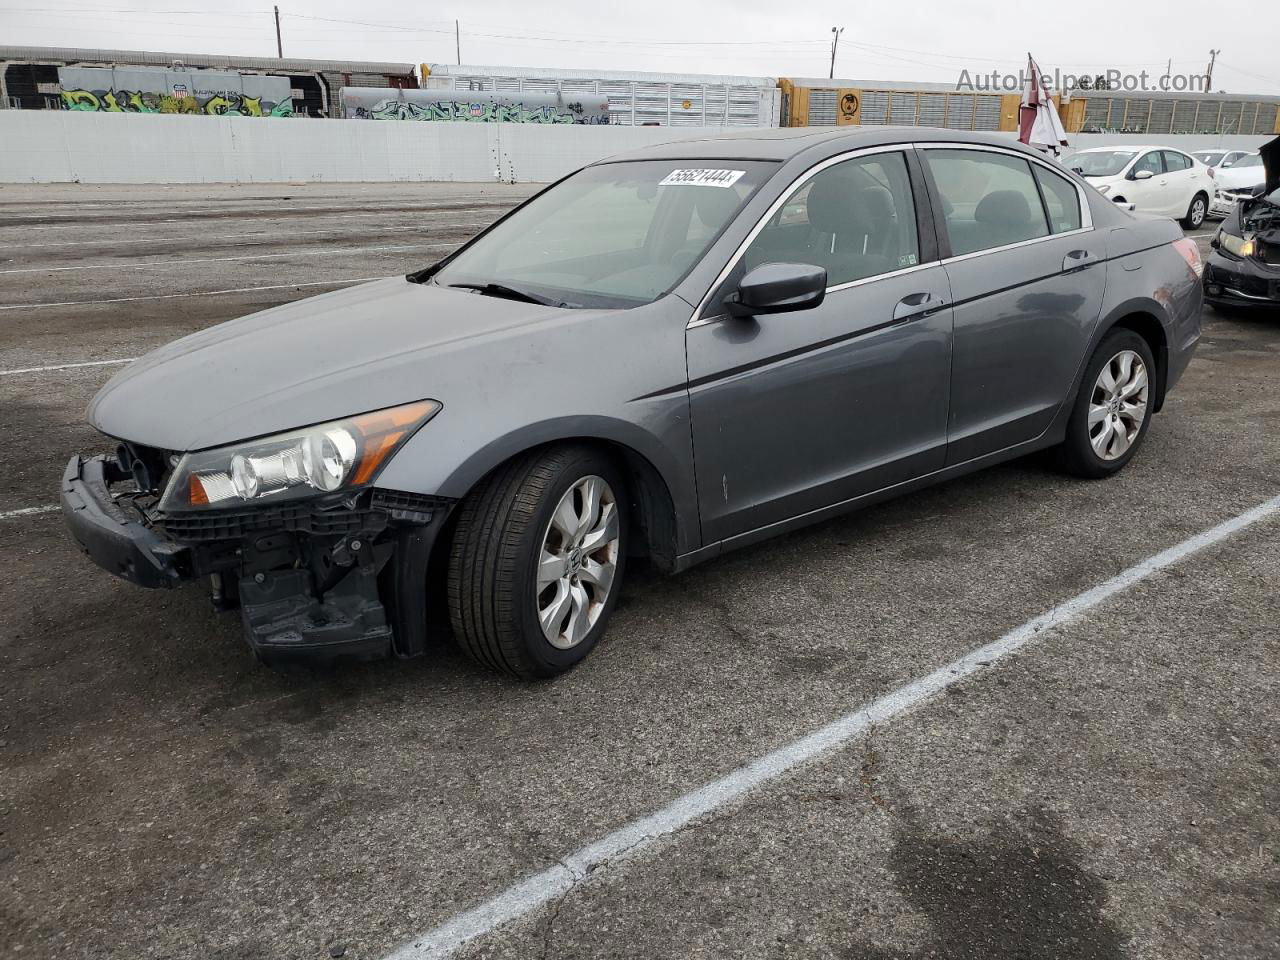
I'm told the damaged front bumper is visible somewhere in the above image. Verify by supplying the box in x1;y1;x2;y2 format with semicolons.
1204;252;1280;308
61;454;454;662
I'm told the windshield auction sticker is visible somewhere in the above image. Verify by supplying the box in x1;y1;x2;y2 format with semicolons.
659;169;746;188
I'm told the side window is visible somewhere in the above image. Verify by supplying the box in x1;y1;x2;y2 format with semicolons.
1032;165;1083;234
1132;151;1163;177
740;151;920;286
1162;151;1190;172
924;149;1050;256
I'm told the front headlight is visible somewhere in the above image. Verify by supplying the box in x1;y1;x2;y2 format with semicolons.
1095;184;1111;196
159;399;440;511
1219;231;1256;259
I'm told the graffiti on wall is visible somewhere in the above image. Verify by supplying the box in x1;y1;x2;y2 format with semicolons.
357;99;602;123
56;66;294;118
339;87;610;124
60;89;293;116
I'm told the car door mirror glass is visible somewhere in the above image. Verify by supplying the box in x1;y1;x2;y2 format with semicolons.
726;262;827;317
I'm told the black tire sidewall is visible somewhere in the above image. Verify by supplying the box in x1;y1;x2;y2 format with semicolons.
1065;329;1156;477
1185;194;1207;229
511;450;628;676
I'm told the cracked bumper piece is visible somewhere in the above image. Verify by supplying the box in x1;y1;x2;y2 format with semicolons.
61;455;194;589
239;566;392;661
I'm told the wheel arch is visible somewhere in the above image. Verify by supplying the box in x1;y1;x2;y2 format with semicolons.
437;419;690;573
1097;304;1170;411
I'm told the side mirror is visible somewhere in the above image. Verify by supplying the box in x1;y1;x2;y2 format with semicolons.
725;262;827;318
1132;169;1155;181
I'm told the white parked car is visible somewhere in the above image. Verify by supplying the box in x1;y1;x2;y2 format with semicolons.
1191;148;1252;173
1208;151;1267;218
1067;146;1215;228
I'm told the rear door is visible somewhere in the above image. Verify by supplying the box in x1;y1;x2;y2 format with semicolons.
1161;150;1197;215
919;145;1105;464
686;147;953;543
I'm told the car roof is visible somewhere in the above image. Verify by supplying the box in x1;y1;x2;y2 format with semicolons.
592;126;1050;165
1073;145;1183;154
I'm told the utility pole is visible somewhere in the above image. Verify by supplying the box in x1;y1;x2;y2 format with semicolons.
273;5;282;58
829;26;843;80
1205;49;1220;92
456;19;461;66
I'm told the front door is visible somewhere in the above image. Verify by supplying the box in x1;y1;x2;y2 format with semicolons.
1126;149;1173;215
687;149;953;544
919;146;1106;464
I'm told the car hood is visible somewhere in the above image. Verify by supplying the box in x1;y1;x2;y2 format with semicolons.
88;277;582;451
1262;135;1280;195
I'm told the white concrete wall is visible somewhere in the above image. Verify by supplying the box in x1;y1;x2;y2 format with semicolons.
0;112;728;184
0;110;1272;185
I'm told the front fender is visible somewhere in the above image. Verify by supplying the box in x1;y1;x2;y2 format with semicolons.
375;410;700;556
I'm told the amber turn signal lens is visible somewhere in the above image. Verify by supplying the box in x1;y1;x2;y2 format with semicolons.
349;400;440;486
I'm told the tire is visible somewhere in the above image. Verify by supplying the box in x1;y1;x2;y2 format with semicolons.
447;445;627;679
1056;329;1156;479
1181;192;1208;229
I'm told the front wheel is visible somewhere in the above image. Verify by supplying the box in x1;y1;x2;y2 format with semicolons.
447;445;626;679
1056;329;1156;479
1182;192;1208;229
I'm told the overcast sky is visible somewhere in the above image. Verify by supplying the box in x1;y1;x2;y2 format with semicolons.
2;0;1276;95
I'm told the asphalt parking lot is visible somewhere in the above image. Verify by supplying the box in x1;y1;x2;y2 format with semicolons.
1;183;1277;960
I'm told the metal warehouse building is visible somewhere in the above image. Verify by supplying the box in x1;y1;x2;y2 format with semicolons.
421;63;781;127
0;45;417;117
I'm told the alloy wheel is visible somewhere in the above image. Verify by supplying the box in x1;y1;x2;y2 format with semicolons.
1089;349;1148;461
1190;197;1205;227
536;475;620;649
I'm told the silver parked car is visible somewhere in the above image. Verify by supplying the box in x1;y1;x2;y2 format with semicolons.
62;129;1205;678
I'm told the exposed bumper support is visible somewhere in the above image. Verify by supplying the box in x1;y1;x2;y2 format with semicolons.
61;455;193;589
61;454;455;661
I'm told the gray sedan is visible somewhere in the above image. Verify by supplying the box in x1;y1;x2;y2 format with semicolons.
62;128;1204;678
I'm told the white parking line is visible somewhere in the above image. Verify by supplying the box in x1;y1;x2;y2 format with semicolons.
0;505;59;520
0;358;135;376
1;198;515;228
0;276;387;311
383;492;1280;960
0;242;453;275
13;221;483;249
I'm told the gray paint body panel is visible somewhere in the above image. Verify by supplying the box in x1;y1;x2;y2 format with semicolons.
84;129;1199;568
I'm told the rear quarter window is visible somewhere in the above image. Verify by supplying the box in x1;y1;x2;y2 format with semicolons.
1033;165;1083;234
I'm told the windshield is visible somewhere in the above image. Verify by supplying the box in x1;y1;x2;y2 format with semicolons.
430;159;775;309
1193;151;1225;166
1069;151;1137;177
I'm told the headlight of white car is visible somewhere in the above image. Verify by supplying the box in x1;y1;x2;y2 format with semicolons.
1095;184;1111;196
159;399;441;512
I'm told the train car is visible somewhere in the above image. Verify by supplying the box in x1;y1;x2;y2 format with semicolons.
420;63;780;127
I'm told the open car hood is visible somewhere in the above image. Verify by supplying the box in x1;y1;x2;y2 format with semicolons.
1262;135;1280;196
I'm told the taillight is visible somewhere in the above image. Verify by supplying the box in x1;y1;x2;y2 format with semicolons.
1207;167;1215;179
1173;237;1204;278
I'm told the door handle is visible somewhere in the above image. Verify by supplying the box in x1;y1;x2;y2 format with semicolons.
1062;249;1098;272
893;292;946;322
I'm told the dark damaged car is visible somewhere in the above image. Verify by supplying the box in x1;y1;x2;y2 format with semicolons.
1205;136;1280;311
62;128;1204;679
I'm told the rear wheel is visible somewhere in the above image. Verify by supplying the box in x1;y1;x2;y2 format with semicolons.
1056;329;1155;479
447;445;626;679
1182;192;1208;229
